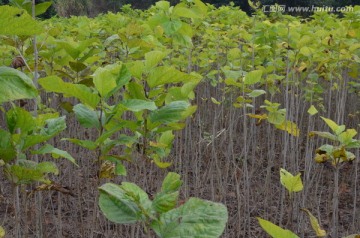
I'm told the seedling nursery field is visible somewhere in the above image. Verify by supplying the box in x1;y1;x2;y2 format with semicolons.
0;1;359;237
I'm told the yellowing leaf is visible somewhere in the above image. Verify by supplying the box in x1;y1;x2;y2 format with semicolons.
275;120;300;137
99;161;115;179
211;97;221;105
342;234;360;238
280;168;303;194
308;105;318;116
257;217;299;238
0;226;4;238
149;141;168;148
153;157;172;169
320;117;341;134
347;30;356;37
301;208;326;237
247;113;268;120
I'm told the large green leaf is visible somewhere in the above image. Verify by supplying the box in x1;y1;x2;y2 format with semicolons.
244;69;263;85
147;66;194;88
0;67;38;103
152;191;179;214
151;197;228;238
267;110;286;125
125;81;147;100
63;138;97;150
11;0;53;16
6;107;36;134
0;6;42;35
257;217;299;238
279;168;303;194
161;173;182;193
152;173;182;213
23;116;66;150
320;117;345;135
121;99;157;112
310;131;338;141
338;129;358;146
98;182;151;224
93;63;131;98
39;76;100;108
149;101;190;124
144;50;170;71
32;144;77;165
73;104;101;129
32;2;53;16
5;161;58;185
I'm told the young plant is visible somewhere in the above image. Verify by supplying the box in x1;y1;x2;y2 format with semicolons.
248;100;300;136
310;117;360;238
258;168;326;237
99;172;228;237
0;66;76;237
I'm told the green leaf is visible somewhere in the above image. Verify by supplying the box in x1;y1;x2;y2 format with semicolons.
151;198;228;238
307;105;318;115
173;6;202;18
11;0;52;16
69;61;87;73
93;63;131;98
257;217;299;238
149;101;190;124
32;144;77;165
126;81;147;100
6;107;36;134
63;138;97;150
121;99;157;112
0;6;42;35
320;117;344;135
39;76;100;108
0;129;16;162
0;67;38;103
115;162;127;176
161;172;182;193
248;89;266;97
310;131;338;141
98;182;151;224
5;161;58;185
23;116;67;150
159;131;175;147
338;129;358;146
267;110;286;125
244;70;263;85
147;66;194;88
280;168;303;194
33;1;52;16
299;46;314;57
275;120;300;137
144;50;170;71
152;191;179;213
40;116;67;136
301;209;326;237
73;104;101;129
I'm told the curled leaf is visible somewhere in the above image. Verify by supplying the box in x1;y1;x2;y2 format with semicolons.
301;208;326;237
